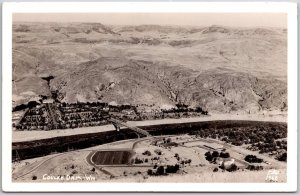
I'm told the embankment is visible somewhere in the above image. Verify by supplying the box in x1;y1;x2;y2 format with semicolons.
12;120;286;161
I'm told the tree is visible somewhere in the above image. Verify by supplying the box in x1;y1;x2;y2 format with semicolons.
219;152;230;158
134;157;143;164
186;159;192;165
147;169;153;176
246;165;263;171
205;151;211;157
205;153;213;162
277;152;287;162
166;138;172;143
156;166;165;175
212;151;219;158
226;164;238;172
166;164;180;173
211;134;217;139
221;137;228;142
143;150;152;156
154;149;162;155
244;155;263;163
276;140;282;147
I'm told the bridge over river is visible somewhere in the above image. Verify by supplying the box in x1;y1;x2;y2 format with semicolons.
107;118;151;137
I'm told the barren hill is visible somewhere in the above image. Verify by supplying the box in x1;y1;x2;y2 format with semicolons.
12;23;287;114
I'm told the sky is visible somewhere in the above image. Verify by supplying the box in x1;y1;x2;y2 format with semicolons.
13;13;287;28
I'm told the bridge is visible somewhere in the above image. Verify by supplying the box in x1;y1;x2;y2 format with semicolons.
107;118;151;137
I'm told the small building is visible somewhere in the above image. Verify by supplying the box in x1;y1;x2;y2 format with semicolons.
216;157;235;169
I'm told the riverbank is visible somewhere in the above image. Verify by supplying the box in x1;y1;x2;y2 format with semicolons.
12;113;286;143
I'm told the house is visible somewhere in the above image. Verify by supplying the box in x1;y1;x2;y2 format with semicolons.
216;157;235;169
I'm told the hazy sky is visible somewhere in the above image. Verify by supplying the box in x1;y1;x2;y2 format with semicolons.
13;13;287;28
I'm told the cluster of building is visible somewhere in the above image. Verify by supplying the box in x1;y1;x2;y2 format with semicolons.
14;102;110;130
14;101;207;131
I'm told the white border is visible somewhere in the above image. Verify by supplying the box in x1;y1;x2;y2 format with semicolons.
2;2;298;192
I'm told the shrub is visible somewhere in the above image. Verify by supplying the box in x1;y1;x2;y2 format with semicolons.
154;149;162;155
143;150;152;156
165;164;180;173
153;156;159;161
205;154;213;162
212;151;219;158
244;155;263;163
221;137;228;142
205;151;211;157
232;141;243;146
226;163;238;172
219;152;230;158
156;166;165;175
277;152;287;162
166;138;172;143
134;157;143;164
213;168;218;172
185;159;192;164
246;165;263;171
147;169;153;175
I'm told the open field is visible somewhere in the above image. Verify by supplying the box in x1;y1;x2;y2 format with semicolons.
111;168;287;183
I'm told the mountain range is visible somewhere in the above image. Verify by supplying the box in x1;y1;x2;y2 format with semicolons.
12;22;287;114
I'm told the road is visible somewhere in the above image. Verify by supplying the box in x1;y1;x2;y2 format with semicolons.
13;137;151;180
45;103;59;129
13;133;286;182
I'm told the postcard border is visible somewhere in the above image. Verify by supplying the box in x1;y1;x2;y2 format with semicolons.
2;2;298;192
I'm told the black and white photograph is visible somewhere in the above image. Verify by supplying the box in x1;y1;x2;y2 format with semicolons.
2;2;298;192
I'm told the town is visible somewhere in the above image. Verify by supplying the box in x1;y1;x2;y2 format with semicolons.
13;100;208;131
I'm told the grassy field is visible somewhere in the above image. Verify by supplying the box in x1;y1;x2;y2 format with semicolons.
91;150;132;165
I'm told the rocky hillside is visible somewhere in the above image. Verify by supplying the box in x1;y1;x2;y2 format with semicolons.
12;22;287;114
